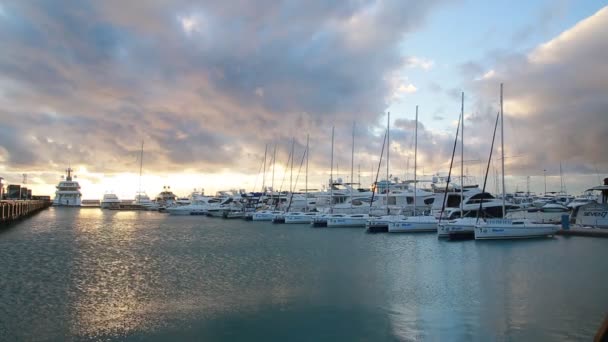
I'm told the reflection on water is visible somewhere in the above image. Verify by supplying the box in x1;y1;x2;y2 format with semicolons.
0;208;606;340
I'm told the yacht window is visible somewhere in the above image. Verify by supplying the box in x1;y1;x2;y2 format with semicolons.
470;193;495;200
542;207;568;213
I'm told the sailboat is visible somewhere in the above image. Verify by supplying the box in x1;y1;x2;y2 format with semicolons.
285;135;319;224
312;126;343;227
327;123;371;228
133;140;160;211
440;92;479;239
388;106;438;233
474;84;559;240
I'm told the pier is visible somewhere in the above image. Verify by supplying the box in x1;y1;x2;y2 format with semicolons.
557;227;608;238
0;200;52;226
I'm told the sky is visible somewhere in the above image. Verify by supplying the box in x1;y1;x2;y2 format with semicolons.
0;0;606;200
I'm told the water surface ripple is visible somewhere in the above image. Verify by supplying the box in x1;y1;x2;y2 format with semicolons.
0;208;606;341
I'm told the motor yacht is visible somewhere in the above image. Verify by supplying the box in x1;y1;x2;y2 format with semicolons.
53;167;82;207
100;193;120;209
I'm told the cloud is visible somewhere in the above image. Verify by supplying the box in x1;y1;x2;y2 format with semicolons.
464;6;608;181
0;0;448;185
404;56;434;70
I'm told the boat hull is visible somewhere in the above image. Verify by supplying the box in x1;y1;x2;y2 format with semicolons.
326;216;368;228
284;213;317;224
388;217;438;233
475;220;559;240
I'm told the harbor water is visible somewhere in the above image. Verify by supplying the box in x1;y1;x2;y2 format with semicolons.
1;208;607;341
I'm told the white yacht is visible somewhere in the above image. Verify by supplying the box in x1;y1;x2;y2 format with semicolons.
133;192;160;210
432;188;519;220
155;186;177;208
100;193;120;209
505;203;570;224
573;182;608;228
53;167;82;207
165;196;217;215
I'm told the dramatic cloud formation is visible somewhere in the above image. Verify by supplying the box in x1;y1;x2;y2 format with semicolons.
0;1;606;196
461;6;608;191
0;0;451;195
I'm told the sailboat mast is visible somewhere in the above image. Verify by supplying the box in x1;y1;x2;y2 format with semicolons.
271;144;277;203
351;122;355;210
138;140;144;194
330;126;335;213
414;106;418;215
460;92;464;215
387;112;390;215
500;83;506;216
262;144;268;192
290;138;294;193
305;134;309;212
560;162;564;193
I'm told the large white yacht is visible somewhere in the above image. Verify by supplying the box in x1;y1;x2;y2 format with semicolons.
100;193;121;209
155;186;177;208
133;192;160;210
53;167;82;207
573;182;608;228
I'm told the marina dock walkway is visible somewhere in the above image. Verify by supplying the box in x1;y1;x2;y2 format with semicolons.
0;200;52;226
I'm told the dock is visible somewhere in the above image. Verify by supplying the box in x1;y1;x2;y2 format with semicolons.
0;200;52;226
557;227;608;238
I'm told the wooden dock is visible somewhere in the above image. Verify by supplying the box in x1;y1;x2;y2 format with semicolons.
0;200;52;225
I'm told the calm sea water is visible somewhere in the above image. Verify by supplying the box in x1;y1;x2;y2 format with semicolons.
0;208;606;341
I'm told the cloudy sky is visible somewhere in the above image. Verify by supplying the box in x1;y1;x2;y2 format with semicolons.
0;0;606;199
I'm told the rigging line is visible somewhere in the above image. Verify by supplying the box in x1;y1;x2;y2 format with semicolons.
251;151;266;193
369;129;388;211
438;112;462;225
275;144;294;209
476;111;501;224
286;145;308;212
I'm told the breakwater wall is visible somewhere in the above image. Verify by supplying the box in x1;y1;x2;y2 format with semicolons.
0;200;52;225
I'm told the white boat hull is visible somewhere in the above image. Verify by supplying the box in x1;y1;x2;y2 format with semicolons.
284;213;317;224
575;202;608;228
326;215;369;228
166;207;208;216
438;218;477;238
388;217;437;233
206;210;226;217
252;211;283;221
475;219;559;240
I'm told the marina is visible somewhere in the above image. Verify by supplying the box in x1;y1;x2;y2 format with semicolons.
1;1;607;340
